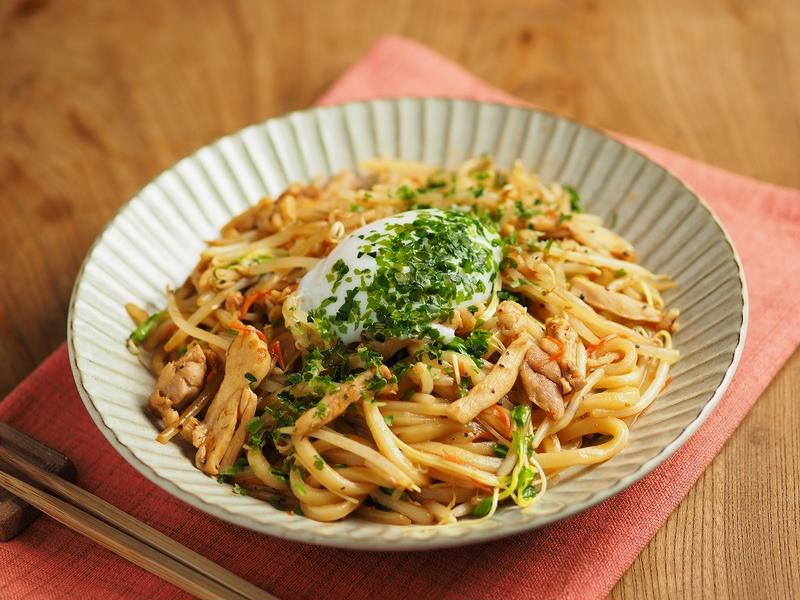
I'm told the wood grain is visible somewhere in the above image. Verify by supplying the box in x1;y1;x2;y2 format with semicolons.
0;0;797;598
0;421;76;540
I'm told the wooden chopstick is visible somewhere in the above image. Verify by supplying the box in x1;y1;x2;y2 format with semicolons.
0;467;249;600
0;447;275;600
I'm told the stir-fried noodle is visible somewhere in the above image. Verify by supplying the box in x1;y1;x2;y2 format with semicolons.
126;157;679;524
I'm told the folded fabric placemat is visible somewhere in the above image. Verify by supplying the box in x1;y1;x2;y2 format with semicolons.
2;36;800;600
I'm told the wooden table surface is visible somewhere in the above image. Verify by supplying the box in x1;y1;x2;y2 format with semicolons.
1;0;798;597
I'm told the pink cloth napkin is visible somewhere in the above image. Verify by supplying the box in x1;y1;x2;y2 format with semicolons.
2;35;800;600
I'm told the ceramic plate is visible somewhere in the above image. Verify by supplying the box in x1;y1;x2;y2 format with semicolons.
67;98;747;550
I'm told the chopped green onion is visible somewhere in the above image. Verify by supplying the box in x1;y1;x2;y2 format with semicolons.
564;185;582;213
493;443;509;458
472;497;493;517
270;468;288;484
511;405;530;428
129;310;166;344
396;185;417;201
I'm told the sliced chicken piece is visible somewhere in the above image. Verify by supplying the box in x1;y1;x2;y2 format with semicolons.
294;371;374;437
224;289;243;313
562;363;585;393
571;277;662;323
525;344;561;383
566;221;636;260
519;362;564;421
544;317;585;392
254;185;302;232
496;300;528;337
148;343;206;429
194;330;271;475
496;300;544;340
222;196;274;236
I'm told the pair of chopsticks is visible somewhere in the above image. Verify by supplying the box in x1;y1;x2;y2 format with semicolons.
0;446;276;600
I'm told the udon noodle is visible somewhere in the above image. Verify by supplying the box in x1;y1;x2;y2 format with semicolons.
125;156;679;525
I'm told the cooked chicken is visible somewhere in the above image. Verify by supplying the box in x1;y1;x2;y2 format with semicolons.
224;289;243;313
562;364;585;393
566;221;636;260
525;343;562;383
496;300;543;340
571;277;661;323
447;335;533;424
519;362;564;421
221;196;275;237
256;189;298;232
496;300;528;337
544;318;585;392
193;330;271;475
148;343;207;429
294;371;374;437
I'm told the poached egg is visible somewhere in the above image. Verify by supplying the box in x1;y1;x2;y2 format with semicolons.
293;208;501;345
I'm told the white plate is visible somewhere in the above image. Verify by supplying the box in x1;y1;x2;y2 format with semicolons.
68;98;747;550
